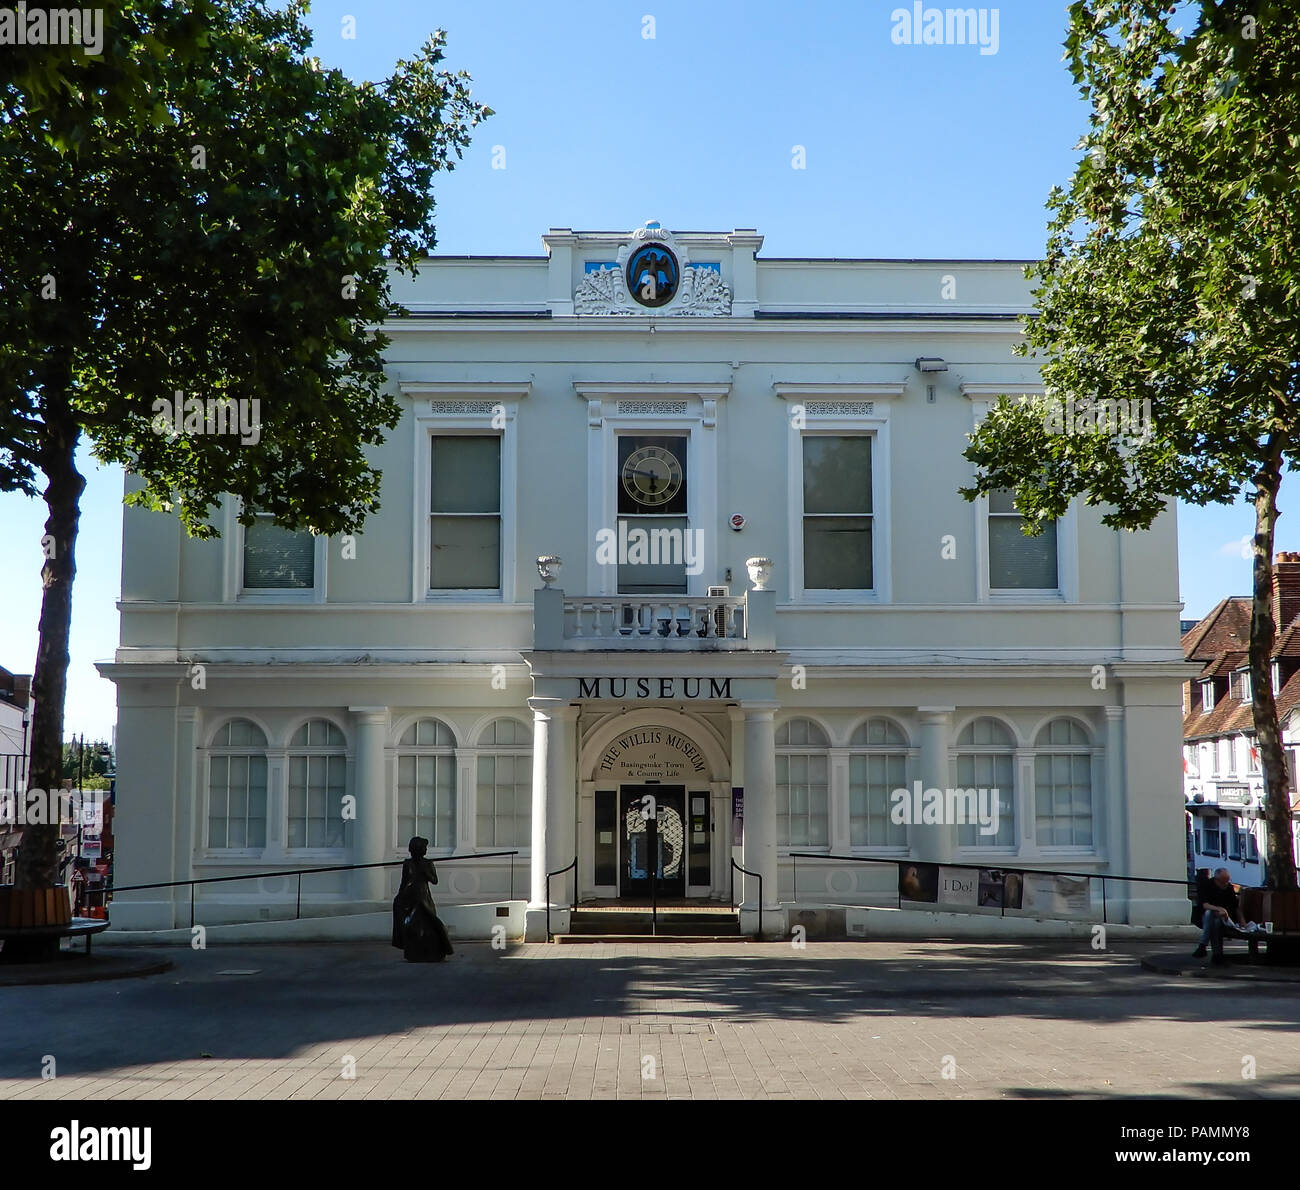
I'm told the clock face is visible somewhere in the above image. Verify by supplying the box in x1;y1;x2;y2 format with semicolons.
621;444;684;507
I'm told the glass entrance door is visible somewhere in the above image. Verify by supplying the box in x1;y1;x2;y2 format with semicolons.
620;785;686;898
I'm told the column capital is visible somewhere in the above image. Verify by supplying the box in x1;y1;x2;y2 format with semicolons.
176;707;201;726
1103;705;1125;722
527;697;579;721
348;706;390;726
740;700;780;720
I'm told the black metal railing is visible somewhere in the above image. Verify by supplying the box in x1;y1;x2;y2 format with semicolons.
545;855;577;942
730;856;764;939
107;851;520;930
787;852;1190;924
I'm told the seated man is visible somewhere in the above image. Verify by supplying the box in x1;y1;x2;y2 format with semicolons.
1194;867;1248;965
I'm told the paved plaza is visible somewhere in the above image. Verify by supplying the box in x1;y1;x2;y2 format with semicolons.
2;940;1298;1100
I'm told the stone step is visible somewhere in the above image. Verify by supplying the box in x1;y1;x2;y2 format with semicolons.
567;910;740;937
551;933;750;944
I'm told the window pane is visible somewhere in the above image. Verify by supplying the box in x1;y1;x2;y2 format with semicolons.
804;517;872;589
431;515;501;589
989;517;1057;589
617;516;688;594
432;436;500;513
803;437;871;514
244;517;314;589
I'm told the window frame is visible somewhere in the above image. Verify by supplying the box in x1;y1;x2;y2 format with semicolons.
775;716;831;851
577;386;726;599
284;717;350;855
426;432;505;597
394;717;459;855
846;717;911;852
964;389;1078;603
203;717;270;856
776;387;898;605
951;716;1018;852
980;487;1067;600
222;500;327;603
473;716;534;851
406;386;527;604
1031;718;1096;851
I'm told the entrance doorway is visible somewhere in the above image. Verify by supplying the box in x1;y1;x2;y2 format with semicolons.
619;786;685;898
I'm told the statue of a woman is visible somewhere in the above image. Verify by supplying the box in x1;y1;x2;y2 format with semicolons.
391;836;454;962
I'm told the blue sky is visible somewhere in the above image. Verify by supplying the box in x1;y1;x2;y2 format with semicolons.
0;0;1289;739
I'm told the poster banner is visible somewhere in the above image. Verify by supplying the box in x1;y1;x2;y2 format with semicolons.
938;866;978;906
898;861;939;903
731;787;743;845
1022;873;1091;917
977;868;1021;909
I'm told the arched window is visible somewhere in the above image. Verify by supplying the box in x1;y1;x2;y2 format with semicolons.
954;718;1016;847
207;719;268;850
848;718;908;848
1034;719;1093;847
396;718;456;850
287;718;347;849
776;718;829;847
476;718;532;848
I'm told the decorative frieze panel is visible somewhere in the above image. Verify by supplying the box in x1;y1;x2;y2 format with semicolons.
617;400;689;416
804;401;875;417
573;222;733;316
427;400;498;416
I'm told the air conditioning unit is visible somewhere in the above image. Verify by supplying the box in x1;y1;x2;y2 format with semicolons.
707;586;730;637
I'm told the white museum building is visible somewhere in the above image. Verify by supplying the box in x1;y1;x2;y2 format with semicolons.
101;221;1191;939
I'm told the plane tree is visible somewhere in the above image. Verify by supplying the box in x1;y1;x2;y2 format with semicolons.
0;0;490;902
962;0;1300;888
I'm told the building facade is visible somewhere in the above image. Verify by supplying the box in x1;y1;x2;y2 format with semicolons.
1182;553;1300;885
0;665;32;885
102;221;1190;937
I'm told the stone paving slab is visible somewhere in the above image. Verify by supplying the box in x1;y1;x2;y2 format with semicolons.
0;941;1297;1099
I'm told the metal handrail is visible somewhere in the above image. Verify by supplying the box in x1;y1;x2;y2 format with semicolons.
545;855;577;942
730;857;763;939
786;851;1192;925
106;851;521;930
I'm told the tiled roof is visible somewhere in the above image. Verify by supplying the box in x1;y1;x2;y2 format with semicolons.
1184;669;1300;740
1182;598;1251;659
1183;593;1300;743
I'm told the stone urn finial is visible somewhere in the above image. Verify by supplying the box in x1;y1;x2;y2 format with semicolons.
746;557;773;591
537;555;563;588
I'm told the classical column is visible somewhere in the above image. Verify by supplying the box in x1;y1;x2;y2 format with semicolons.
914;707;954;862
173;707;200;930
527;698;578;937
348;706;390;905
1015;748;1037;860
1103;705;1128;922
741;701;781;937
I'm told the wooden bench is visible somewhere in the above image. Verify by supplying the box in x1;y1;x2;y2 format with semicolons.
0;886;109;962
1238;889;1300;960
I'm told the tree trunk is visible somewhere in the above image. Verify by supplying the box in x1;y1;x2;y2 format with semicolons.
1250;449;1297;891
14;387;83;892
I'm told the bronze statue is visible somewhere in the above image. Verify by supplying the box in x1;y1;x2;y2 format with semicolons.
391;836;453;962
